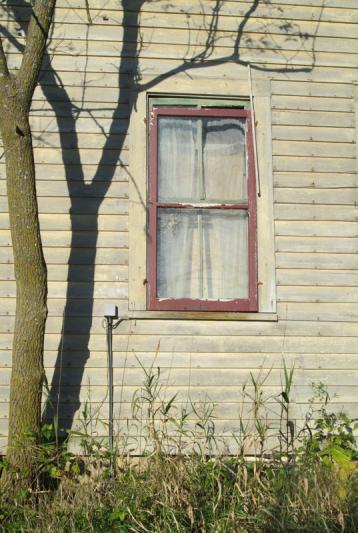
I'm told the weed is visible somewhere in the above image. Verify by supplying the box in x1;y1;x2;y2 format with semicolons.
0;367;357;532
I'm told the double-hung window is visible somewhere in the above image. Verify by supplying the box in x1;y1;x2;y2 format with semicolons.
148;105;258;312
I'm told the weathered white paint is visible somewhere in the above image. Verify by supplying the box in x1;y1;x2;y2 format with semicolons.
0;0;357;453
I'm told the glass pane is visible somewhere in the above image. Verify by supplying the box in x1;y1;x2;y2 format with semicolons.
158;117;200;202
203;118;247;202
158;116;247;203
157;208;248;300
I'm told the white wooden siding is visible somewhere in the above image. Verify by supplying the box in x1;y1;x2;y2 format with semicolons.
0;0;357;452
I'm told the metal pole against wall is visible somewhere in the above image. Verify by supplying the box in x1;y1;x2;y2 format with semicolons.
248;64;261;198
106;314;114;452
104;304;119;473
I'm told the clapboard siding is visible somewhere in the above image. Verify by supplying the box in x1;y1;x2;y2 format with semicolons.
4;0;358;13
0;181;128;198
275;205;358;221
1;384;358;405
272;127;356;143
5;51;358;73
275;188;358;204
2;317;358;338
274;174;358;188
0;0;357;453
276;221;358;237
6;33;358;57
2;4;358;25
0;247;128;266
0;214;128;231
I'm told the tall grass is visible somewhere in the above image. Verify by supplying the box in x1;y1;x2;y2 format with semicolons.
0;365;357;532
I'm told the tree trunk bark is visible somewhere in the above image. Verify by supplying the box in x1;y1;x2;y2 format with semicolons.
0;76;47;485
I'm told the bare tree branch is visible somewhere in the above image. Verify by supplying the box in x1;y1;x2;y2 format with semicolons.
0;25;25;54
85;0;93;25
0;36;9;78
17;0;56;104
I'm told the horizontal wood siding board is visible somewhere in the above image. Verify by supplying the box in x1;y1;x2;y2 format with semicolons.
272;126;355;143
275;221;358;237
12;335;358;354
275;205;358;221
0;197;129;215
273;158;357;174
0;181;128;199
1;402;358;423
275;236;358;253
4;65;354;86
271;80;354;98
274;173;358;189
274;187;358;204
3;317;358;338
276;252;358;270
273;141;355;158
0;248;128;266
0;281;128;300
0;333;358;355
277;286;358;303
5;35;358;57
271;95;354;112
1;384;358;404
0;214;128;231
277;269;358;287
5;49;358;72
0;366;356;389
277;303;358;323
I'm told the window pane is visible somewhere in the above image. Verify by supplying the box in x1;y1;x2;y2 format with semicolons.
158;116;247;203
157;208;248;300
158;117;199;202
203;118;247;202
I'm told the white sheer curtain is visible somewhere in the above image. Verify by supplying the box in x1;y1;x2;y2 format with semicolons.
203;117;247;202
157;209;248;299
158;117;199;201
157;116;248;300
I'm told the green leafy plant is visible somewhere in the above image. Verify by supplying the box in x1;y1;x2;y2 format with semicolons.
0;368;357;532
302;382;358;469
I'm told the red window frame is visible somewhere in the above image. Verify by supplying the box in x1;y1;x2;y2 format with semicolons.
147;106;258;312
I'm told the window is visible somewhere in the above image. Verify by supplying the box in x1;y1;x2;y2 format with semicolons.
147;106;258;311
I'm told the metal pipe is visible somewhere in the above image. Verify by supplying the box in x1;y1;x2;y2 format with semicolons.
248;64;261;198
106;315;114;454
104;303;118;474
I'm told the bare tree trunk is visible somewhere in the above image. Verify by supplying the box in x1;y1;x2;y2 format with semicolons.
0;0;55;488
0;78;47;484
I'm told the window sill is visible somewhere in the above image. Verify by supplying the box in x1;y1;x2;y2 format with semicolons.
125;310;278;322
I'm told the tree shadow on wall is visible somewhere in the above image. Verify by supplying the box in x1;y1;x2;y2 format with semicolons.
0;0;325;437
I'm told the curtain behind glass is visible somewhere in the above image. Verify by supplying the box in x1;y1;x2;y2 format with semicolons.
156;114;249;301
203;118;247;202
157;209;248;300
158;117;199;201
158;116;247;203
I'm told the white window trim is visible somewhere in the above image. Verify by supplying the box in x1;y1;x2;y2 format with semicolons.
354;84;358;175
128;77;276;320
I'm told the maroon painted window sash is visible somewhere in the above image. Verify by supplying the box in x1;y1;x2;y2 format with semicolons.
148;107;258;312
